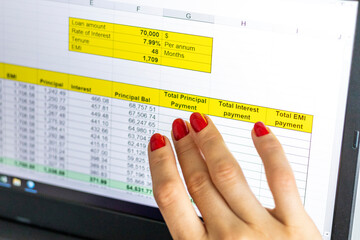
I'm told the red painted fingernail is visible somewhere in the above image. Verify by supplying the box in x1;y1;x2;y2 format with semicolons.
254;122;270;137
190;113;208;133
150;133;166;151
172;118;189;141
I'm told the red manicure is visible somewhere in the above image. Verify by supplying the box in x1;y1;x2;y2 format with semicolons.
150;133;166;151
254;122;270;137
172;118;189;141
190;113;208;133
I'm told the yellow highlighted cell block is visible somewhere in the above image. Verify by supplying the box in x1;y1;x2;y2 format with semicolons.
113;82;159;106
160;90;209;114
69;75;112;97
70;44;113;58
4;64;37;84
162;57;211;73
209;99;266;123
266;109;313;133
0;63;4;79
38;69;68;90
69;18;114;32
69;18;213;73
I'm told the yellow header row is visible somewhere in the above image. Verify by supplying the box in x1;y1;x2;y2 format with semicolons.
0;63;313;133
69;18;213;73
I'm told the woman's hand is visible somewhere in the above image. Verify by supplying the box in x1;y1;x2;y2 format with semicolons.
148;113;322;240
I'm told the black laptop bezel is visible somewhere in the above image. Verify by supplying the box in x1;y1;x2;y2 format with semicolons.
331;2;360;240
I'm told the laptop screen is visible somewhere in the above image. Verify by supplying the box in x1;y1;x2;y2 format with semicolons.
0;0;358;238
